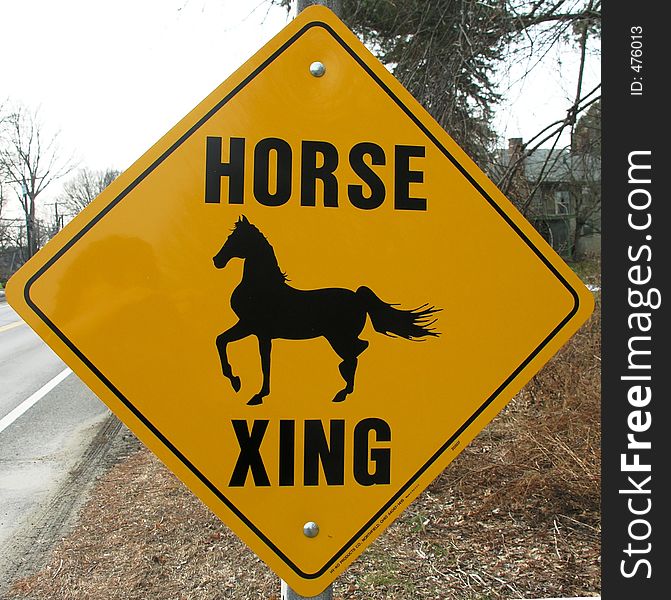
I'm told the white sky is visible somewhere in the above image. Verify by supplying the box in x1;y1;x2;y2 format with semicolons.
1;0;599;217
1;0;291;172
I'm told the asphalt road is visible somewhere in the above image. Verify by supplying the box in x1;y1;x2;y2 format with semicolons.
0;303;70;421
0;299;121;594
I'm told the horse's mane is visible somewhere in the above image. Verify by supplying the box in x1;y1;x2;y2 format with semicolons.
237;220;288;283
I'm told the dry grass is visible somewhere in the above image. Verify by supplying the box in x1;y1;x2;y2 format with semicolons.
467;291;601;523
7;271;601;600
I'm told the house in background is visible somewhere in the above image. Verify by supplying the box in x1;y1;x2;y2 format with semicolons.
489;138;601;259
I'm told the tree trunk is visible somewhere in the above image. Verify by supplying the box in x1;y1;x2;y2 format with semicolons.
27;198;37;258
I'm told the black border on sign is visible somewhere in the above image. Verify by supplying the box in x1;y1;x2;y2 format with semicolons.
24;21;581;580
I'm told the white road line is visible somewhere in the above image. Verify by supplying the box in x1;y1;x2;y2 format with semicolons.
0;321;25;333
0;368;73;435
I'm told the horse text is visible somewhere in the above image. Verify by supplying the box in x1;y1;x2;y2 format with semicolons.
228;418;391;487
205;136;427;211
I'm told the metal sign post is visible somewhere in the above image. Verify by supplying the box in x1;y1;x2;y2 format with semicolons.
297;0;342;14
280;2;341;597
282;579;333;600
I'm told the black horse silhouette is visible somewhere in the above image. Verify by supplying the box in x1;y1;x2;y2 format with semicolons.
213;216;439;405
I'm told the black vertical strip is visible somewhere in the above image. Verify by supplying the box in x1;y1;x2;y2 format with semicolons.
602;4;670;599
279;420;295;486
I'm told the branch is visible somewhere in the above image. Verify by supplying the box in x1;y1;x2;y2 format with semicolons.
495;85;600;194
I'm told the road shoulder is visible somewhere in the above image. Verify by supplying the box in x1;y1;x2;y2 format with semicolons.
0;414;140;597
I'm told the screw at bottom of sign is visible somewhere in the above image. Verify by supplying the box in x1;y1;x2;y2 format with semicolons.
303;521;319;538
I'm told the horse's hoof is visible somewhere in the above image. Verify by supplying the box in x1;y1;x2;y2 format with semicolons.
247;394;263;406
231;376;241;392
332;390;348;403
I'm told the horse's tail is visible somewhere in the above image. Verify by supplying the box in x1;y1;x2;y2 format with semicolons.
356;286;440;340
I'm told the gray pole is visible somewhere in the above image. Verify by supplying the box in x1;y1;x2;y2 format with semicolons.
296;0;343;17
279;1;342;599
281;580;333;600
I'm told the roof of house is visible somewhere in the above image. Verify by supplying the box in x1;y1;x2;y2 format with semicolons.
489;146;601;184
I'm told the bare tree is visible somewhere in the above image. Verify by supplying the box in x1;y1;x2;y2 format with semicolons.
0;106;10;256
58;167;121;216
570;100;601;256
0;181;28;280
491;3;600;258
0;103;75;258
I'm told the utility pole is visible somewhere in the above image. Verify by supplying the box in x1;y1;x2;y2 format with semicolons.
46;201;63;235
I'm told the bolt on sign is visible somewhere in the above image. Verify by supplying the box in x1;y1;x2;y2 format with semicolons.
7;6;593;596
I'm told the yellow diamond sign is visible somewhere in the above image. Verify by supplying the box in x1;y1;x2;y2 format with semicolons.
6;6;594;596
